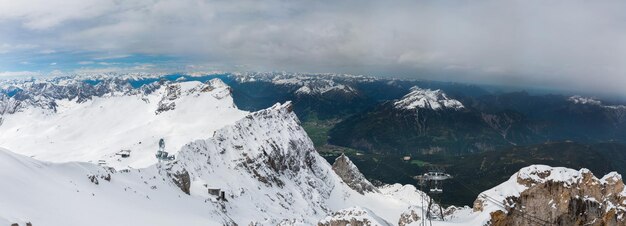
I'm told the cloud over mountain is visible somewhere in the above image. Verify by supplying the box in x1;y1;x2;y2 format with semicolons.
1;0;626;96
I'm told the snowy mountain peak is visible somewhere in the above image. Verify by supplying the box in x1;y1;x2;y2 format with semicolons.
394;86;464;110
332;153;378;194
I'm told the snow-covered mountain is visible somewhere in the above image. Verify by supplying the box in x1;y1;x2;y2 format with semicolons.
394;86;464;111
0;100;444;226
0;78;247;169
568;95;626;125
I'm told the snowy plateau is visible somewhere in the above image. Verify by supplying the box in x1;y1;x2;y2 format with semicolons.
0;75;625;226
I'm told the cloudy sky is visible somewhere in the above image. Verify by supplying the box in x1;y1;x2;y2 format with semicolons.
1;0;625;96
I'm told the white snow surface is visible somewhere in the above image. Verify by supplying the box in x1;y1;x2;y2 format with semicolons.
394;86;464;110
0;146;233;226
0;79;248;169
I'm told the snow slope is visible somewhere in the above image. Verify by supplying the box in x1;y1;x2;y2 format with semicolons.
0;147;234;226
0;79;248;169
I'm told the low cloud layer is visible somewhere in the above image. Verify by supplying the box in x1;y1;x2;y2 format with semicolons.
1;0;625;96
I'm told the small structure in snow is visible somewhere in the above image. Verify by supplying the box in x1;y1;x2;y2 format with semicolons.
97;160;107;166
116;149;131;158
207;187;226;201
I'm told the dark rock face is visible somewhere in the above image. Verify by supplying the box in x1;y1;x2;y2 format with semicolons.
87;173;112;185
169;169;191;195
155;84;180;114
331;154;378;194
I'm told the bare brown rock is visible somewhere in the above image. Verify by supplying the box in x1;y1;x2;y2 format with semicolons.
484;168;626;226
398;206;421;226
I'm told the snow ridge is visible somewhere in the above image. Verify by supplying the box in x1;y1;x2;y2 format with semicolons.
569;95;626;110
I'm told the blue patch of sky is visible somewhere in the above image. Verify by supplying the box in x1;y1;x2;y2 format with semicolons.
0;50;184;72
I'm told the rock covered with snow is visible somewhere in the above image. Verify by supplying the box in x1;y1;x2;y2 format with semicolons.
155;78;232;114
332;154;378;194
473;165;626;226
394;86;464;111
317;207;393;226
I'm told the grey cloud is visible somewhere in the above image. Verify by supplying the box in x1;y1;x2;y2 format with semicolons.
1;0;626;96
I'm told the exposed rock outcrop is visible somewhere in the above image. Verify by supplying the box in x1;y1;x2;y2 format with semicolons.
332;154;378;194
164;167;191;195
398;206;421;226
474;165;626;226
318;207;392;226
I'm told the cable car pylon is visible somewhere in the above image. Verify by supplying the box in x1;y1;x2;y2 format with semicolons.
414;165;452;225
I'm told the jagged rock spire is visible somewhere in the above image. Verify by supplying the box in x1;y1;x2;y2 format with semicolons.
332;153;378;194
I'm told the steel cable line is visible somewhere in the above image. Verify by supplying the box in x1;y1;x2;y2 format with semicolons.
450;177;554;226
